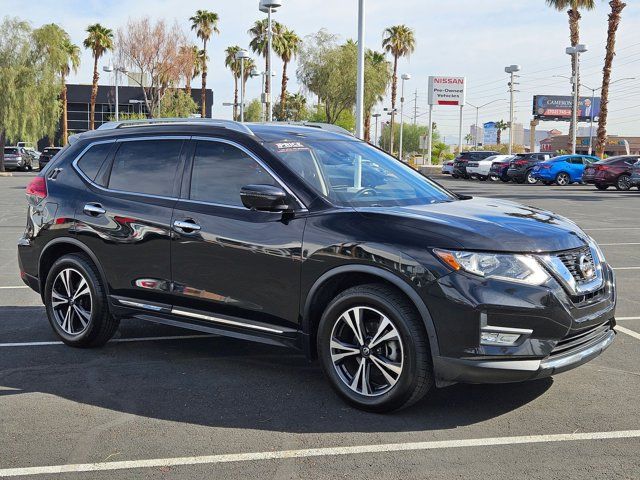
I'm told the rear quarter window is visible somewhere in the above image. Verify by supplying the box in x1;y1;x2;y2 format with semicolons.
76;143;114;181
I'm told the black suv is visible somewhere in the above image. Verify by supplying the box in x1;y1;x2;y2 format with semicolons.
506;153;552;184
18;119;616;412
452;151;499;179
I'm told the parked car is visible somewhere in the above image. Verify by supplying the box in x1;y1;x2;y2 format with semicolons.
506;153;553;184
583;155;640;191
629;160;640;189
3;146;35;171
452;151;499;178
489;158;512;182
38;147;64;170
441;161;454;175
531;154;600;186
18;119;616;412
467;155;515;181
17;142;41;161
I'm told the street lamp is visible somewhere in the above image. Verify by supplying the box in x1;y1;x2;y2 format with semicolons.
355;0;366;139
398;73;411;160
466;99;506;149
565;44;588;154
103;64;128;122
235;49;252;122
383;107;397;153
504;64;521;155
371;113;382;146
259;0;282;122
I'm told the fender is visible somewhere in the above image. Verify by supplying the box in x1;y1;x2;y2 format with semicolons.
302;264;440;357
38;237;110;296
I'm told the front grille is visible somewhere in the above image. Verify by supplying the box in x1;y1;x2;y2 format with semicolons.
550;321;612;358
570;286;606;306
556;246;595;285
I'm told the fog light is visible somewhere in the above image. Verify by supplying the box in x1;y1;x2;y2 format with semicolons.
481;332;521;346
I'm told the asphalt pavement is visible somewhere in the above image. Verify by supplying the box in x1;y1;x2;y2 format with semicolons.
0;171;639;479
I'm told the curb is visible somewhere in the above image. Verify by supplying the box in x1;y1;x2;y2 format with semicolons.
0;172;13;177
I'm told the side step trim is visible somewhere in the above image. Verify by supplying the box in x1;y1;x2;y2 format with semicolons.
171;308;285;334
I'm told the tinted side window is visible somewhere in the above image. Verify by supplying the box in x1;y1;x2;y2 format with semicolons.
108;140;183;196
77;143;113;181
190;141;277;206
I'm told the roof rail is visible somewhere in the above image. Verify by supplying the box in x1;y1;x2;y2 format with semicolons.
96;118;255;136
272;121;354;136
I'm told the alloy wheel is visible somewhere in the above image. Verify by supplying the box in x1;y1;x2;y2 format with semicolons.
51;268;92;336
330;306;404;397
556;173;570;186
526;171;538;184
617;175;631;191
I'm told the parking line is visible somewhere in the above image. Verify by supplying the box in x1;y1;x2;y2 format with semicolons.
0;429;638;477
616;326;640;341
584;227;640;231
612;267;640;271
618;317;640;321
599;243;640;246
0;334;216;348
0;286;29;290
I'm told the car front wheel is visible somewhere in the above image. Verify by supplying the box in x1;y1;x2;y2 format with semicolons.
556;172;570;186
317;284;433;412
526;170;538;184
616;174;631;191
44;253;120;347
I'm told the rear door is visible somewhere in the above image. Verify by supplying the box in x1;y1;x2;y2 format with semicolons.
74;136;188;306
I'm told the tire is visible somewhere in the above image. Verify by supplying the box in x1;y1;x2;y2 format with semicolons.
555;172;570;186
489;175;500;182
44;253;119;347
525;170;538;184
317;284;433;412
515;177;525;184
616;174;631;191
595;183;609;191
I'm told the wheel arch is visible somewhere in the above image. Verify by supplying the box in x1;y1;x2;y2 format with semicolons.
301;265;440;360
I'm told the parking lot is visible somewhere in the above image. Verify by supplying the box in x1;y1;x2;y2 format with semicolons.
1;172;639;479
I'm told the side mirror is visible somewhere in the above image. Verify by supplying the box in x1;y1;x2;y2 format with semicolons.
240;184;291;212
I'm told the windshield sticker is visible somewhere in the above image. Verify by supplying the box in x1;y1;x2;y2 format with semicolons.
274;142;309;152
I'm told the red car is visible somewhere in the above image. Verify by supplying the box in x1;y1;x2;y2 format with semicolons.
583;155;640;191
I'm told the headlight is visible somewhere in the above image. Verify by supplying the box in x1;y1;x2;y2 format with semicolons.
433;249;550;285
588;236;606;264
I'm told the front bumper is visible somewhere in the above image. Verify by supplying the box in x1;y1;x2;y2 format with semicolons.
532;169;553;180
506;167;526;180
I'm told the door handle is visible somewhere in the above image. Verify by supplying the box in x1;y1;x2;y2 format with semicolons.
83;203;106;216
173;219;201;233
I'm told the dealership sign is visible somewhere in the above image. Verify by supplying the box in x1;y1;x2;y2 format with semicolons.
533;95;601;122
428;76;466;106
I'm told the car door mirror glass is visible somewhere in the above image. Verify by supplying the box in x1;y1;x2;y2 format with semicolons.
240;184;291;212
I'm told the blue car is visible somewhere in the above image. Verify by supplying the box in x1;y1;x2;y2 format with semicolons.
531;154;600;186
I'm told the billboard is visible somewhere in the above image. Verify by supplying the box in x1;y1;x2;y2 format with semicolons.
533;95;601;122
428;76;466;106
483;122;498;145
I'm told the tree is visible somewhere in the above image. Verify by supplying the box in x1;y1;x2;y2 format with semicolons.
190;10;219;117
364;50;391;143
275;28;301;120
464;133;473;145
495;120;508;145
546;0;595;145
59;38;80;145
179;45;200;97
224;45;242;120
249;19;284;115
158;90;198;118
244;98;262;122
116;17;189;117
83;24;113;130
382;25;415;153
596;0;626;158
274;92;309;121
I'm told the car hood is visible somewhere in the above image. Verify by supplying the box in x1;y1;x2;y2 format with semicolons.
359;197;589;253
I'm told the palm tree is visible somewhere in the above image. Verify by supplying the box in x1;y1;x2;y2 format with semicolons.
249;19;283;110
225;46;242;120
546;0;596;144
179;45;200;97
60;39;80;145
464;133;473;145
83;24;113;130
382;25;415;154
495;120;509;145
190;10;220;118
596;0;626;158
275;28;301;119
364;50;391;143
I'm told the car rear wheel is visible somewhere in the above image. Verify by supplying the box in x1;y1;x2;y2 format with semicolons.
44;253;120;347
616;174;631;191
525;170;538;184
555;172;570;186
317;284;433;412
489;174;500;182
595;183;609;190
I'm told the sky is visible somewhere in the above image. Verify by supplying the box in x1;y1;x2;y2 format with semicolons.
2;0;639;142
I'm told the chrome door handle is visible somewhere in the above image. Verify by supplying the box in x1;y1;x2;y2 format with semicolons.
173;220;201;233
83;203;106;216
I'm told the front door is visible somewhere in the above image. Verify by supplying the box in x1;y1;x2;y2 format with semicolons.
170;138;306;332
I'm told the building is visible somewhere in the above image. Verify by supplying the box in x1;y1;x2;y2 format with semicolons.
40;83;214;149
524;128;562;150
469;124;483;144
512;122;525;146
540;135;640;156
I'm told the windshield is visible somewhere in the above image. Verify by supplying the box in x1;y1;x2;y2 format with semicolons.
266;139;457;207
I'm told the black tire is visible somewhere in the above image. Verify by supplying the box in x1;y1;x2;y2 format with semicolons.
44;253;119;347
595;183;609;191
525;170;538;184
616;174;631;191
317;284;433;412
555;172;570;186
515;177;525;184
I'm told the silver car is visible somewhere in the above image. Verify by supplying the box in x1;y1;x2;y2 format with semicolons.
3;147;34;171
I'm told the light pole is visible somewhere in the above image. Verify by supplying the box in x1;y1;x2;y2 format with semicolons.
383;107;397;153
103;64;128;121
355;0;366;139
235;49;251;122
398;73;411;160
259;0;282;122
565;44;587;154
504;65;520;154
466;99;506;148
372;113;381;146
